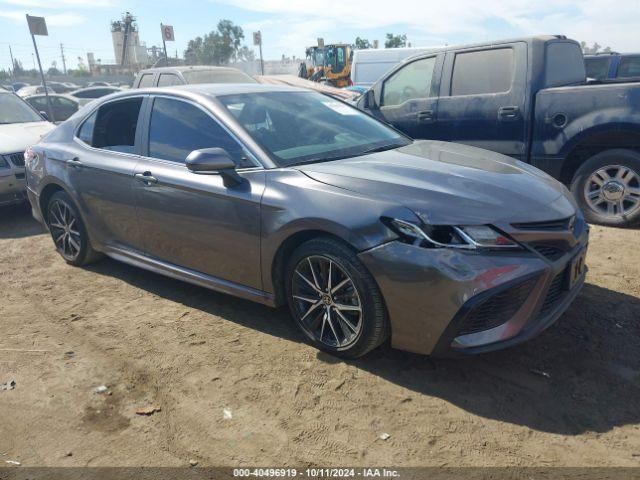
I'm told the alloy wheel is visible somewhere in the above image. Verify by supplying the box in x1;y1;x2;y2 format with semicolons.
584;164;640;218
48;200;82;261
291;255;363;349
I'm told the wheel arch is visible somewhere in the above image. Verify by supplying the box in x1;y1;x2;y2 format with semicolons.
270;229;352;307
559;125;640;184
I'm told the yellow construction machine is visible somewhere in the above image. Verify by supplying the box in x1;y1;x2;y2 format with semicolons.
298;43;352;88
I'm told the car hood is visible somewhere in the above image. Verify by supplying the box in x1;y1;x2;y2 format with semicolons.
0;121;55;154
296;140;576;225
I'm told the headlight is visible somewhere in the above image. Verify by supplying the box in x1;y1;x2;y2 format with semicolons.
383;218;521;250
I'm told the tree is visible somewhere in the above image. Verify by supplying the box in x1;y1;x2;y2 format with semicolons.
237;46;255;62
12;59;25;77
385;33;407;49
185;20;246;65
580;41;612;54
354;37;372;49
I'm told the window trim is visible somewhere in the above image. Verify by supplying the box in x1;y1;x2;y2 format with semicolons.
380;55;438;108
143;93;262;170
73;94;148;159
449;46;515;97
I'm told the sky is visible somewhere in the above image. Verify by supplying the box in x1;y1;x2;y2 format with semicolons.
1;0;639;71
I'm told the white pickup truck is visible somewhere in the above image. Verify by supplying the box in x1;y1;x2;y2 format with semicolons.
0;90;54;207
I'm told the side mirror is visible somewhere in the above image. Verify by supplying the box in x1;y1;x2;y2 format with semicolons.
39;111;49;121
185;148;242;187
365;89;376;109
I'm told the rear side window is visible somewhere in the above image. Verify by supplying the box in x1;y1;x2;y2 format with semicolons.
617;56;640;78
381;57;436;106
451;48;514;96
147;97;252;167
157;74;182;87
545;42;586;87
77;98;143;153
138;74;155;88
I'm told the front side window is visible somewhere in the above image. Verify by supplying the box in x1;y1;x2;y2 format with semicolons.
0;93;43;124
147;97;252;167
381;57;436;106
451;48;514;96
157;74;182;87
219;91;409;167
77;97;143;153
138;74;155;88
617;56;640;78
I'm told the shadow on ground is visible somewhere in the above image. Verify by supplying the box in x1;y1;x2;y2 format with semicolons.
88;257;640;436
0;203;45;239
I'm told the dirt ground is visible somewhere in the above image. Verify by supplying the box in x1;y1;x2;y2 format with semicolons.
0;202;639;468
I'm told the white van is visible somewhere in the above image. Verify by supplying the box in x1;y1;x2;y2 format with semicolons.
351;47;441;88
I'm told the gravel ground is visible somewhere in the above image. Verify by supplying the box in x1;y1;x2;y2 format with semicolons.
1;203;639;467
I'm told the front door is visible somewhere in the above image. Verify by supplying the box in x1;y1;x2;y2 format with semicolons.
370;55;442;139
133;95;264;289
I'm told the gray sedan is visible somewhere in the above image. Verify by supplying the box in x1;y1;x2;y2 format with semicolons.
25;84;589;358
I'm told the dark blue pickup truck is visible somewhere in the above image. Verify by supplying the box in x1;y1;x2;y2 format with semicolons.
358;36;640;227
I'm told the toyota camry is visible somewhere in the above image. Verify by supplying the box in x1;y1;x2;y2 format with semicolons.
25;84;588;358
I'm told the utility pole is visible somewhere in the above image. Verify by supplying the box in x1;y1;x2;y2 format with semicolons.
60;43;67;75
8;45;16;81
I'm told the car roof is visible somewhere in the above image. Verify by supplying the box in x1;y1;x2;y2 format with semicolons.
122;83;306;98
138;65;247;75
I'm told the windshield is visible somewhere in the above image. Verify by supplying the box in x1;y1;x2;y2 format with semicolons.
183;70;256;84
219;91;409;167
0;93;43;124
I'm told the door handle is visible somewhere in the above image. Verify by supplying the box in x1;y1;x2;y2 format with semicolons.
66;157;83;168
134;172;158;185
498;106;520;121
417;110;434;122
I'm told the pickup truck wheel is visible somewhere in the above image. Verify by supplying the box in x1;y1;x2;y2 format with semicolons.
571;149;640;227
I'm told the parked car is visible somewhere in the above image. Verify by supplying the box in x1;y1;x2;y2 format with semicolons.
26;84;588;358
584;52;640;81
44;81;79;94
87;81;110;87
12;82;29;92
17;85;55;98
358;35;640;227
24;94;80;122
0;90;54;207
69;86;121;106
351;47;440;88
132;66;256;88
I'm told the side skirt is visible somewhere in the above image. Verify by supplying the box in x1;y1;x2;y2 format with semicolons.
102;245;276;307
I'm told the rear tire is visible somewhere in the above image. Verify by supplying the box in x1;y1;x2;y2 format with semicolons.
46;191;102;266
570;149;640;227
285;237;389;358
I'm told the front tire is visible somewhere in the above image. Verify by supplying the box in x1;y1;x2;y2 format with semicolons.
285;237;389;358
570;149;640;227
46;191;102;266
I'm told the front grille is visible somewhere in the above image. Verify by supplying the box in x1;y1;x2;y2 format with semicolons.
457;276;538;336
532;244;566;261
512;216;573;231
538;269;566;318
6;152;25;167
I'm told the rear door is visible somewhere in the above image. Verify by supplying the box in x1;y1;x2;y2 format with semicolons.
370;54;444;139
133;95;264;289
436;43;528;160
67;95;146;250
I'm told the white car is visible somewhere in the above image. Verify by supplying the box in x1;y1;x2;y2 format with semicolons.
0;90;55;207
